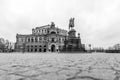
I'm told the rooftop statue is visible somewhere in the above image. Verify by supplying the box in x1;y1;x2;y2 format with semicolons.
51;22;55;28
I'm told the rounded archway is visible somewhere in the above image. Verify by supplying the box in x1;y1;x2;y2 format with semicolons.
51;45;56;52
68;45;73;51
50;31;56;34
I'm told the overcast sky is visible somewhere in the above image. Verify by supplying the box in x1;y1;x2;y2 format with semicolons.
0;0;120;48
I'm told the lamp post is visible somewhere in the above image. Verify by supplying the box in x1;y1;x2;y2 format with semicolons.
89;44;91;53
22;43;25;53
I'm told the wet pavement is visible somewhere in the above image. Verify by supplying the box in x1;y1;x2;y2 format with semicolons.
0;53;120;80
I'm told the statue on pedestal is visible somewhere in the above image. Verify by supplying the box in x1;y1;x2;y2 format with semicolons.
60;18;86;53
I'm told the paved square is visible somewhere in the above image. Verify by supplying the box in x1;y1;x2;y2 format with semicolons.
0;53;120;80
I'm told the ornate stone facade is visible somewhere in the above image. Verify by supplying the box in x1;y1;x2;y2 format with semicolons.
15;22;67;52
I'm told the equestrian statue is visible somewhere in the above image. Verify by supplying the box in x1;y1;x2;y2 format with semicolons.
69;18;75;30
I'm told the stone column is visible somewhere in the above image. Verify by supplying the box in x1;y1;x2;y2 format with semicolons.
30;37;31;42
48;44;51;52
56;45;59;52
37;37;39;42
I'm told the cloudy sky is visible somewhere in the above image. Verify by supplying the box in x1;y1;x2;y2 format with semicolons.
0;0;120;48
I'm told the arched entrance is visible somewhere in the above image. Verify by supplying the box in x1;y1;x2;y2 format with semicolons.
51;45;55;52
68;45;73;51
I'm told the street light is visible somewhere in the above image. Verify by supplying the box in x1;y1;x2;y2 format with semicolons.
89;44;91;52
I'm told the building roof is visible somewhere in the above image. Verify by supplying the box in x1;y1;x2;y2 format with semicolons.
36;24;51;29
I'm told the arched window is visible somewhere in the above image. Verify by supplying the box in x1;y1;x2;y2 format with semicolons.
31;49;33;52
42;29;43;34
44;49;46;52
39;48;42;52
28;38;30;42
39;37;42;42
51;31;56;34
62;38;64;42
35;37;38;42
31;38;34;42
44;45;46;47
45;29;46;33
43;29;45;34
52;38;55;42
27;49;29;52
35;49;37;52
59;38;61;42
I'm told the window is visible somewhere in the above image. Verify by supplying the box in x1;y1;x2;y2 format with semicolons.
39;37;42;41
34;30;36;34
44;49;46;52
31;38;34;42
44;45;46;47
22;38;24;42
42;37;44;40
59;46;61;49
36;30;38;33
45;29;46;33
62;38;64;42
42;29;43;34
35;37;38;42
43;29;45;34
31;49;33;52
19;38;21;42
39;48;42;52
59;38;61;42
35;49;37;52
51;31;56;34
28;49;29;52
28;38;30;42
52;38;55;42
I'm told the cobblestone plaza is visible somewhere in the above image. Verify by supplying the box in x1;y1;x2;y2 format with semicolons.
0;53;120;80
